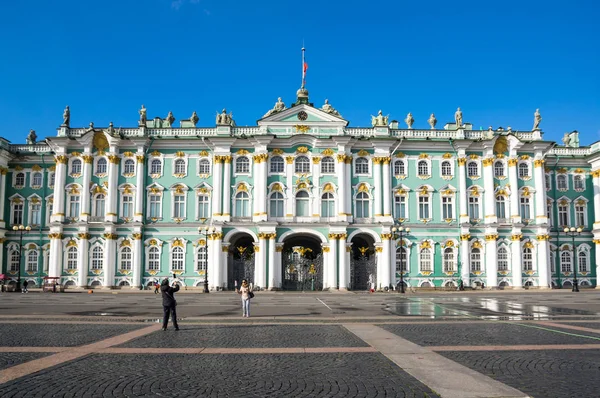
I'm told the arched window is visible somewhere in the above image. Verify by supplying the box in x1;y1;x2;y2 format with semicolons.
96;158;108;175
270;156;284;173
295;156;310;173
523;247;533;271
15;172;25;187
561;251;571;272
197;245;207;272
295;191;310;216
470;248;481;272
394;160;406;176
443;248;455;272
578;249;589;273
236;156;249;173
235;191;250;217
417;160;429;176
91;247;103;271
355;157;369;174
356;192;370;218
66;246;78;271
396;247;407;273
150;159;162;174
26;250;38;272
174;159;186;174
197;195;209;219
518;163;529;178
149;247;160;271
574;175;584;190
496;195;506;219
441;161;452;177
321;157;335;174
494;161;504;177
557;175;567;190
498;247;509;271
94;194;105;217
198;159;211;174
269;192;284;217
120;247;132;271
124;159;135;174
467;161;479;177
171;247;184;271
71;159;82;175
32;172;42;187
321;192;335;217
420;248;432;272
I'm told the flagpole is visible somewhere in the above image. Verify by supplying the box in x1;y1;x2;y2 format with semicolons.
302;46;306;88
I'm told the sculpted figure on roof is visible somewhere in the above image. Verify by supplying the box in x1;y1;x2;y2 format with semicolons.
455;107;463;127
26;129;37;145
216;109;235;126
139;105;147;126
533;109;542;130
371;110;389;127
263;97;287;118
166;111;175;126
62;106;70;127
321;99;341;117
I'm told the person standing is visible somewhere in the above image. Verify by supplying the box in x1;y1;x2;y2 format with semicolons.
237;279;252;317
160;279;180;331
22;280;28;294
154;281;159;294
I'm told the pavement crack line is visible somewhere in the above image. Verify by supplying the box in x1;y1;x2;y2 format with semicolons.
316;298;333;311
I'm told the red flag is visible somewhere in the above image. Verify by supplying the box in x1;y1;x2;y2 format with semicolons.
303;62;308;74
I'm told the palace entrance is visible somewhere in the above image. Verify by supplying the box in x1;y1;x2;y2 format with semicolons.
281;235;323;291
226;233;255;291
350;234;376;291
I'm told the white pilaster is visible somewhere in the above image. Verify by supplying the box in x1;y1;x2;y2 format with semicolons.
338;234;348;290
51;156;68;223
373;158;382;219
511;234;523;288
252;155;261;221
275;243;284;289
285;156;294;219
212;232;222;290
220;243;228;290
254;236;266;289
106;154;119;223
0;168;8;227
483;158;497;224
0;237;5;276
344;243;352;290
533;159;548;224
382;157;392;220
134;154;145;222
458;158;469;223
485;235;498;287
336;154;346;222
48;230;63;278
103;232;116;288
328;234;338;289
222;156;232;221
77;232;89;287
80;154;93;222
268;234;276;290
312;158;321;220
595;240;600;289
381;236;392;289
375;244;384;290
592;172;600;229
212;156;223;219
537;232;551;288
345;159;352;221
508;158;521;223
132;230;143;288
460;235;470;286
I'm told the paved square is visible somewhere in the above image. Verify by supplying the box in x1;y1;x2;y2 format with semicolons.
119;325;370;348
0;324;145;347
379;322;600;346
0;353;440;397
0;353;51;371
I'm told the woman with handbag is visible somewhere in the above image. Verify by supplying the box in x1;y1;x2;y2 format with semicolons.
237;279;253;317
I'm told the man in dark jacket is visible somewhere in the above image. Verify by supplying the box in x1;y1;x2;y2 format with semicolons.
160;279;180;331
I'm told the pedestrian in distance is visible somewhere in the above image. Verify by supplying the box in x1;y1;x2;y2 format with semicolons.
22;280;28;294
154;281;160;294
160;278;180;331
236;279;253;317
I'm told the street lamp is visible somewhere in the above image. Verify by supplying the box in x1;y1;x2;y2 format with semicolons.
392;223;410;294
198;226;214;293
563;226;582;292
12;225;32;293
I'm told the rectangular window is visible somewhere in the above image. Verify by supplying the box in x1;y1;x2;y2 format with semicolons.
173;195;185;218
575;205;586;227
12;203;23;225
418;196;430;219
520;197;531;220
468;196;480;219
198;196;209;219
31;204;41;225
547;202;553;227
149;195;161;218
69;196;80;218
395;196;407;219
442;196;453;220
558;205;568;227
122;195;133;218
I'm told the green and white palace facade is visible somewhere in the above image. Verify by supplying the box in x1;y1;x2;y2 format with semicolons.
1;90;600;290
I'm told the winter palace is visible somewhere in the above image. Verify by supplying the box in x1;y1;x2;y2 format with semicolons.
1;87;599;291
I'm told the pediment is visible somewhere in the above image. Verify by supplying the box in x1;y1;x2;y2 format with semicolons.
257;104;348;127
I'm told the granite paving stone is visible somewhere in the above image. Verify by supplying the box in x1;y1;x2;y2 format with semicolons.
440;349;600;398
119;325;370;348
0;353;51;371
379;322;600;346
0;324;145;347
556;322;600;330
0;353;440;397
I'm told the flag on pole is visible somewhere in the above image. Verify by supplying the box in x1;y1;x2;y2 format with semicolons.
302;47;307;88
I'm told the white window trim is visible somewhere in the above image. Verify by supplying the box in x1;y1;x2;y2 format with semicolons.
466;160;481;179
293;189;312;218
573;196;589;228
118;245;133;273
146;184;165;220
417;240;435;273
144;238;163;272
393;159;408;178
27;195;42;226
68;156;83;178
517;160;532;180
13;171;26;188
121;157;137;177
48;172;55;189
493;159;507;179
557;197;571;227
169;239;188;273
353;185;373;221
194;185;212;220
118;184;135;220
577;244;591;272
173;156;188;177
93;156;109;177
416;159;432;179
25;244;40;273
194;241;209;274
148;157;164;178
416;188;433;221
268;155;286;175
268;191;286;220
89;242;105;272
63;241;79;272
9;194;25;226
556;173;569;191
497;243;511;272
294;155;312;175
91;192;107;219
234;155;252;175
30;170;44;189
395;239;412;275
439;159;454;179
572;173;586;192
232;184;252;218
170;185;189;220
45;195;53;225
441;241;458;273
353;156;372;177
545;172;552;191
320;156;336;175
522;240;537;272
197;157;212;176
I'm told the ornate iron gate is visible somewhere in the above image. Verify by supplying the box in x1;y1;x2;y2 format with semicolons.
228;247;255;290
282;250;323;291
350;248;377;290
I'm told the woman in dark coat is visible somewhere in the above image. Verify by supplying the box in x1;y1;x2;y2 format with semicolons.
160;278;180;331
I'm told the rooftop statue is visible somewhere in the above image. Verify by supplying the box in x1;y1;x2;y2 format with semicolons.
139;105;147;126
321;99;341;117
26;129;37;145
428;113;437;129
563;131;580;148
216;109;235;126
371;110;389;127
454;107;463;127
62;106;70;127
86;122;94;132
190;111;199;126
533;108;542;130
263;97;287;118
166;111;175;126
405;113;414;129
106;121;115;135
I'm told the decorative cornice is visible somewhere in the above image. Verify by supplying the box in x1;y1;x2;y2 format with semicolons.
511;234;523;241
460;234;470;241
485;234;498;241
78;233;90;240
103;233;118;240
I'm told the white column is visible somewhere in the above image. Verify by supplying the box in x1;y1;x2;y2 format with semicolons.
328;234;338;289
77;232;89;287
534;159;548;224
537;235;551;288
222;156;232;220
508;158;521;223
336;154;346;221
373;158;382;218
252;155;262;220
275;243;283;289
221;243;228;290
106;154;119;223
80;154;93;222
132;231;143;288
312;158;321;219
103;233;116;288
458;158;469;223
260;155;268;220
0;168;8;226
382;157;392;219
0;238;4;274
51;156;68;223
592;172;600;228
338;234;348;290
460;235;470;286
344;243;352;290
212;156;223;219
595;240;600;289
485;235;498;287
345;158;352;220
322;245;331;288
375;245;384;290
483;158;496;224
511;234;523;288
254;235;266;289
211;232;222;290
134;154;145;222
48;231;63;278
268;234;276;290
381;236;392;289
285;156;294;219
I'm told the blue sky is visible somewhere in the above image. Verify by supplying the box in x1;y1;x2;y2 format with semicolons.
0;0;598;145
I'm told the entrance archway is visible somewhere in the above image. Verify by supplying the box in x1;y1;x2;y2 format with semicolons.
281;234;323;291
227;233;255;290
350;234;376;290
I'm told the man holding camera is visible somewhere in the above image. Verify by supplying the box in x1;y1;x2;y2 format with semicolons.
160;278;180;331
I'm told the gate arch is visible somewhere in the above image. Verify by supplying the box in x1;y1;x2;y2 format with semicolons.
226;232;256;290
281;234;323;291
350;233;376;290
